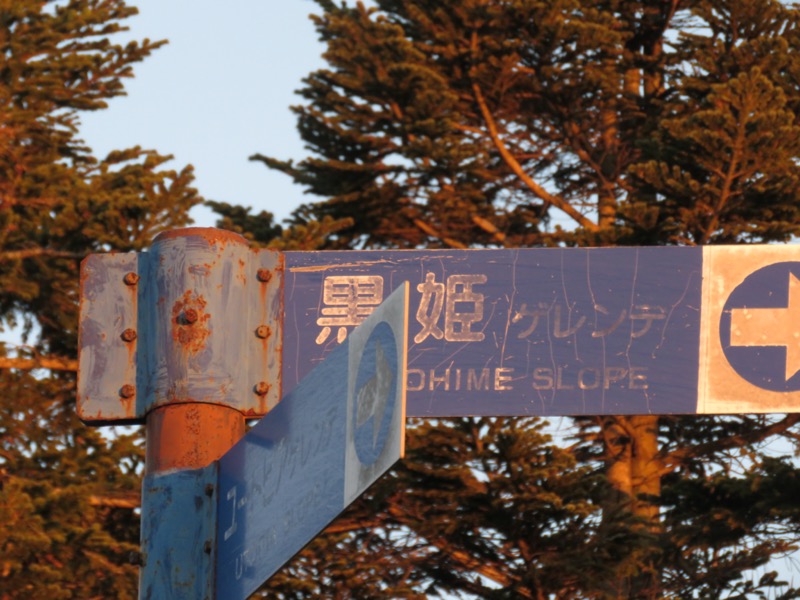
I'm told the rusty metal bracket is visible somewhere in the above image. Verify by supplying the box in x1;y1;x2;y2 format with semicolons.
78;228;284;423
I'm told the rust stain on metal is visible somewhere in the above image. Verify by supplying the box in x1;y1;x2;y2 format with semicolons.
185;405;202;437
237;258;247;285
154;227;248;247
79;258;91;289
256;396;269;415
288;259;397;273
124;269;139;388
171;291;210;354
253;255;283;414
256;253;284;414
125;328;137;375
119;395;134;416
256;260;284;306
145;403;245;473
239;407;266;418
188;263;212;278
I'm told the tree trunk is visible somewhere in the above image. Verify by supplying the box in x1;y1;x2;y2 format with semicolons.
602;415;663;598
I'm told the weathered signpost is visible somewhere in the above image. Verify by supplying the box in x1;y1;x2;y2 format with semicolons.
78;228;407;598
78;228;800;598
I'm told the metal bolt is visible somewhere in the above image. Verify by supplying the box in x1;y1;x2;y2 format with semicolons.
121;328;137;343
205;483;215;498
256;268;272;283
182;308;199;324
123;272;140;286
120;384;136;399
204;540;212;554
254;381;270;396
255;325;271;339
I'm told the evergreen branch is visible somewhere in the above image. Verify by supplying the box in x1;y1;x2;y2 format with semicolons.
0;248;83;262
325;501;534;595
413;219;468;249
88;494;140;510
324;518;382;535
470;81;599;232
471;215;507;245
699;123;745;244
451;123;485;136
0;195;63;209
386;98;435;171
660;414;800;477
384;502;534;598
0;355;78;372
563;122;611;189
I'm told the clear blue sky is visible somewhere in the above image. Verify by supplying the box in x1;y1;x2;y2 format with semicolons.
80;0;326;228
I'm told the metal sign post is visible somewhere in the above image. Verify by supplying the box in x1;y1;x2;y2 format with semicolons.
78;228;408;598
78;228;283;597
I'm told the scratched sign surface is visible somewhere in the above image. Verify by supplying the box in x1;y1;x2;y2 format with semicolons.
284;245;800;415
283;247;702;416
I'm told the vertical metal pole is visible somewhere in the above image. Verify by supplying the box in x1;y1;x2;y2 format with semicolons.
141;226;251;469
137;228;251;599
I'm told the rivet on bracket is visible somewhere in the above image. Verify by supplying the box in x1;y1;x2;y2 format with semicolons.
121;329;138;343
254;382;270;396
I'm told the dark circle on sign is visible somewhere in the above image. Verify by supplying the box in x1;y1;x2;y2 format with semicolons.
719;261;800;392
353;321;398;466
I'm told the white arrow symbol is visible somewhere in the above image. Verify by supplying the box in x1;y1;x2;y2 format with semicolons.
730;272;800;381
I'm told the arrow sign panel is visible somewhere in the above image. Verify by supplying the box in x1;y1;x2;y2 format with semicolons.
701;247;800;413
282;245;800;416
729;272;800;380
215;283;408;599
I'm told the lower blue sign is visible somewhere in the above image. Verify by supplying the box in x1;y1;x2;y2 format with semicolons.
215;284;408;599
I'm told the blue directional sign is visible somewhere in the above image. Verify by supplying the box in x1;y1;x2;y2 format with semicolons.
282;245;800;416
215;284;408;599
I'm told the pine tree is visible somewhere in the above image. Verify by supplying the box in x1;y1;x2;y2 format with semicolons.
0;1;200;596
244;0;800;597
